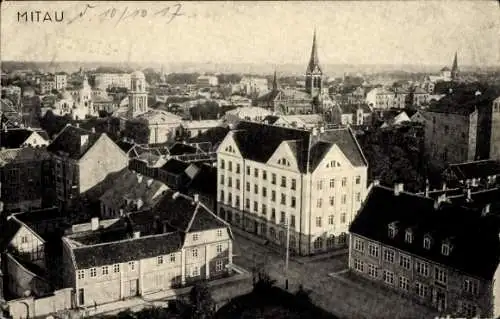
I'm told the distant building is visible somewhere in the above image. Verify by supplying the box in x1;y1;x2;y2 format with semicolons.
61;192;233;308
265;114;325;130
490;97;500;161
373;88;408;109
442;160;500;188
180;120;223;139
224;106;272;124
380;111;412;129
239;77;268;97
196;75;218;87
217;121;368;255
0;128;49;149
55;73;68;91
330;104;371;126
349;183;500;318
40;76;55;94
94;73;132;90
46;125;129;209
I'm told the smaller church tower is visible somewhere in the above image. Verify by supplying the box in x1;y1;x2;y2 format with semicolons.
490;97;500;161
305;30;323;98
451;52;459;81
128;71;148;118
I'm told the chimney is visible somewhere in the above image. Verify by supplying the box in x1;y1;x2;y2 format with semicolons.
373;179;380;186
482;203;491;216
319;126;325;133
91;127;96;133
434;193;448;210
172;191;180;199
133;231;141;239
137;173;143;184
312;127;318;136
147;179;153;188
442;182;447;191
90;217;99;231
394;183;404;196
194;193;200;203
466;188;472;202
136;198;144;210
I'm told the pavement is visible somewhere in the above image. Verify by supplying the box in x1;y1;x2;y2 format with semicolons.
232;232;440;319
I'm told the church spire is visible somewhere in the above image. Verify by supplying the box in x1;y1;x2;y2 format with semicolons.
451;51;458;80
307;29;321;73
272;70;279;91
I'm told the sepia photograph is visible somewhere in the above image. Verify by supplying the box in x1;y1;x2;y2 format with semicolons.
0;1;499;318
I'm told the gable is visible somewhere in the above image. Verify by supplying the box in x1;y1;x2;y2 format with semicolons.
267;141;300;171
80;134;128;163
12;223;44;250
217;132;242;158
312;144;354;174
22;131;49;147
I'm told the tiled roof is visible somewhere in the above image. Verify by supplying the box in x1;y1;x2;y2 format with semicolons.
169;143;198;156
0;129;33;148
350;185;500;280
446;160;500;181
186;164;217;196
46;125;100;159
71;232;183;269
0;147;51;166
232;121;366;173
161;158;190;175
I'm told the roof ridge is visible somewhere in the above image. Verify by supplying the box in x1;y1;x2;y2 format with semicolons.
70;230;179;248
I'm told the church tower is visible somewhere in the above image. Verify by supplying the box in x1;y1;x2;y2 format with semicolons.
451;52;459;81
305;30;323;98
128;71;148;118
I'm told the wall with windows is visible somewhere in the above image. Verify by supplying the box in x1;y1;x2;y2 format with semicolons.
349;233;493;318
5;253;52;298
10;225;45;269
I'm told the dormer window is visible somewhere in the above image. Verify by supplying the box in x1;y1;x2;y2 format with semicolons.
405;229;413;244
423;235;432;250
441;241;452;256
388;222;398;239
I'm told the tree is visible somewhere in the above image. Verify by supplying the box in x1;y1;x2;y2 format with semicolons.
185;281;216;319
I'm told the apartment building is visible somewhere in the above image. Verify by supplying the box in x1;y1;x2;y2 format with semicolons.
46;125;129;209
61;192;233;307
55;73;68;91
217;121;368;255
94;73;132;90
349;183;500;318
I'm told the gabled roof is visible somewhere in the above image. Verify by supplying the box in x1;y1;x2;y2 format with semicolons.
0;129;33;148
46;125;100;159
231;121;367;173
169;143;198;156
445;160;500;181
350;185;500;280
186;164;217;196
161;158;190;175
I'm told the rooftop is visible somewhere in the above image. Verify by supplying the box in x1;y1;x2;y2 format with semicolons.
444;160;500;181
0;146;51;166
46;125;100;160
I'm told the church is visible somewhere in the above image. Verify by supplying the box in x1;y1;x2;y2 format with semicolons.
256;30;333;115
52;75;98;120
113;71;182;144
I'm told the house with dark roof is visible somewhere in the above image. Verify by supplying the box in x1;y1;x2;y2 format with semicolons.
442;160;500;188
217;120;368;255
0;128;49;149
0;147;52;212
329;103;371;126
47;125;129;209
61;191;233;308
349;182;500;318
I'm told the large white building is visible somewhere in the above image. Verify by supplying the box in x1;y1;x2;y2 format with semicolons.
94;73;132;90
217;121;368;255
196;75;218;87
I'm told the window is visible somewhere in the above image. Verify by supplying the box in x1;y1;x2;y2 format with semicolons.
329;179;335;188
236;179;240;190
157;256;164;265
254;184;258;194
220;159;225;169
236;164;241;174
228;177;232;187
228;161;232;172
368;264;377;278
281;194;286;205
280;211;286;224
383;249;395;263
291;179;296;190
246;166;250;175
317;180;323;190
291;196;296;208
21;236;28;244
354;259;364;272
170;254;176;262
316;216;322;227
193;234;199;241
317;198;322;208
329;196;335;206
356;192;361;202
254;168;258;177
90;268;97;277
399;276;409;291
462;302;477;318
235;195;240;206
416;282;428;298
383;270;394;285
271;209;276;222
272;173;276;185
216;260;224;272
262;187;267;197
220;190;224;202
313;237;323;249
192;267;200;277
341;177;347;187
328;215;334;225
113;264;120;273
246;182;250;192
423;236;432;249
441;242;451;256
399;254;410;269
368;244;379;257
354;238;364;252
435;268;447;284
405;229;413;243
192;249;198;258
416;261;429;276
220;174;224;185
129;261;135;270
78;270;85;279
245;199;250;209
216;244;223;253
253;201;258;212
340;212;346;224
463;279;479;295
355;176;361;184
341;194;347;204
290;215;295;228
388;223;397;238
281;176;286;187
217;229;223;237
262;170;267;180
262;204;267;215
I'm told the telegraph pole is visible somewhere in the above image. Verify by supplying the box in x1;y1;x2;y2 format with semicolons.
285;215;290;290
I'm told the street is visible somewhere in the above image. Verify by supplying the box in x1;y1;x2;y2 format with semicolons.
232;233;439;319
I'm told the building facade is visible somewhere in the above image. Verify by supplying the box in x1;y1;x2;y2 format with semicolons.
490;97;500;161
94;73;131;90
217;121;368;255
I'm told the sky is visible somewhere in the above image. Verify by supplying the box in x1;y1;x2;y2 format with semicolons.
1;1;499;67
